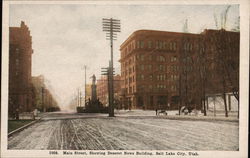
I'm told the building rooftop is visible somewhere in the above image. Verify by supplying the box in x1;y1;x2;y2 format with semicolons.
120;29;200;49
120;29;239;49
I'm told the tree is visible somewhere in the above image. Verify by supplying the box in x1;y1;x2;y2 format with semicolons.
208;30;239;117
212;5;239;117
196;36;208;116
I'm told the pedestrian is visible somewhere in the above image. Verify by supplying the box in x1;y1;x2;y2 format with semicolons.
156;108;158;116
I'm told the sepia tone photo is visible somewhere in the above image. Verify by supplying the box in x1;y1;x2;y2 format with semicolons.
1;0;249;158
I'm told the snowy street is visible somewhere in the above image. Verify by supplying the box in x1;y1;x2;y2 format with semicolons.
8;111;239;150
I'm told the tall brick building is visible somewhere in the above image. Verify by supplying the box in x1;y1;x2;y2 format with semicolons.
9;21;34;117
119;29;239;110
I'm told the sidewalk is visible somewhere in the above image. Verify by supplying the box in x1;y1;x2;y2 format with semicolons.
159;114;239;122
115;109;239;122
8;118;42;137
8;112;47;137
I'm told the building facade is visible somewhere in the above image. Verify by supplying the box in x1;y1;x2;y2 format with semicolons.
96;75;122;107
9;21;34;117
119;29;239;110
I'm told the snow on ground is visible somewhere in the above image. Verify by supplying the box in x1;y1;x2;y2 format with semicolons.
8;111;239;150
207;96;238;111
116;109;238;120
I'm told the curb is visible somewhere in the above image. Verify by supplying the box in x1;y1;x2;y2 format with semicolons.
159;115;239;122
8;118;42;137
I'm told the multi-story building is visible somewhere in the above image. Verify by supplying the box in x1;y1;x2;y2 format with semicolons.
119;29;239;110
96;75;121;107
9;21;34;117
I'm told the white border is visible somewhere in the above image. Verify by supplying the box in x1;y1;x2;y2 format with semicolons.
1;0;249;158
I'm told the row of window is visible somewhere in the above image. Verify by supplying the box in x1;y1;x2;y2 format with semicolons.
138;64;166;71
135;55;178;62
122;55;178;69
122;64;180;78
122;40;178;58
125;65;179;75
136;40;177;50
183;42;193;51
122;40;207;59
137;74;179;81
182;56;193;63
125;74;179;84
123;65;186;77
126;84;179;94
170;75;179;81
135;84;179;92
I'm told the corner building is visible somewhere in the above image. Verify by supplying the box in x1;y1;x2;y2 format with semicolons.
119;29;239;110
9;21;34;116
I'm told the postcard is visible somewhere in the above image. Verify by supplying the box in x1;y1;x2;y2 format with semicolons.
1;0;249;158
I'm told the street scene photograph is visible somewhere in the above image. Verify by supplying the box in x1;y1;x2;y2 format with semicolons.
2;1;248;157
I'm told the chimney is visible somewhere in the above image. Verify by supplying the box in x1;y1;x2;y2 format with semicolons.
21;21;25;27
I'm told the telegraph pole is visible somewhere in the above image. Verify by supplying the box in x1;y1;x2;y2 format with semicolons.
102;18;121;117
84;65;87;106
41;87;45;112
101;61;115;115
80;91;82;107
77;88;80;107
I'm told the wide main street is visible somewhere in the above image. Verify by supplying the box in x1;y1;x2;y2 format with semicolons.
8;111;239;150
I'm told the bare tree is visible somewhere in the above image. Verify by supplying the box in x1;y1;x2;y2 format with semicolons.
211;5;239;117
196;36;207;116
208;30;239;117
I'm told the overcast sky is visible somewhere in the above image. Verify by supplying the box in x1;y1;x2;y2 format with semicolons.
9;4;239;109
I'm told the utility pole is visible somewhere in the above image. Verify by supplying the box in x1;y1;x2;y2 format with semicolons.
102;18;121;117
41;87;45;112
101;61;115;116
77;88;80;107
108;61;112;115
80;90;82;107
84;65;87;106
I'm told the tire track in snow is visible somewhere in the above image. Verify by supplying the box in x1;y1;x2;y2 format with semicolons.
102;118;193;150
117;118;238;150
83;119;130;150
70;119;83;150
85;118;183;150
72;119;112;150
86;119;137;150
